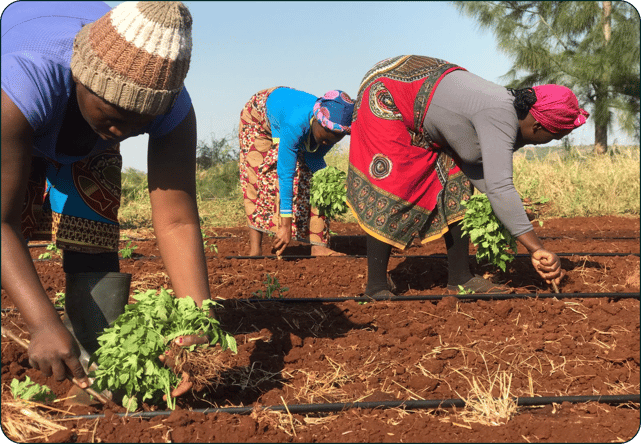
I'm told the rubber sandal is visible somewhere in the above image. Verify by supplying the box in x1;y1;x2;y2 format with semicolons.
447;275;512;294
363;289;396;299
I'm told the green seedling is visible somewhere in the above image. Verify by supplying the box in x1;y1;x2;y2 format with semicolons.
310;166;348;220
522;196;549;227
53;291;65;308
119;237;138;259
10;376;55;403
38;243;60;260
202;229;218;253
461;194;518;273
89;288;237;411
252;274;289;299
457;285;476;295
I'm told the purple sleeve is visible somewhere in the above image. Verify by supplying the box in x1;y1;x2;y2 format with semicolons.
1;53;67;131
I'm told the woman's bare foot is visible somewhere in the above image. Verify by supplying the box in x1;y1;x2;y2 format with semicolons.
311;245;345;256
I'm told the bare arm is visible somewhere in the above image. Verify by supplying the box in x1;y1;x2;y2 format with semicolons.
147;106;211;306
1;90;88;385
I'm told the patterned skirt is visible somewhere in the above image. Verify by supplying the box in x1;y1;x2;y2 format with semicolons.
21;145;122;253
347;56;473;249
238;88;329;246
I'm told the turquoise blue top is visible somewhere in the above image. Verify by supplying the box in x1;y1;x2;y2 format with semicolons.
1;1;192;165
265;87;333;216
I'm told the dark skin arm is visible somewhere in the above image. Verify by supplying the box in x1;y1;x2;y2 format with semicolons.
147;105;211;307
517;230;564;285
147;106;212;398
1;90;89;387
273;216;292;256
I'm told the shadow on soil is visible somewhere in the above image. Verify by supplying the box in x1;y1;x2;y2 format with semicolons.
181;301;373;408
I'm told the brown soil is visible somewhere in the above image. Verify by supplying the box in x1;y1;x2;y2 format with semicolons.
2;216;640;443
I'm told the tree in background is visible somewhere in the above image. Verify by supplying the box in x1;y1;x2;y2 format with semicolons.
196;132;239;170
453;1;639;153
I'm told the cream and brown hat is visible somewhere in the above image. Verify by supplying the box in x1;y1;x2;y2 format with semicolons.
71;1;192;116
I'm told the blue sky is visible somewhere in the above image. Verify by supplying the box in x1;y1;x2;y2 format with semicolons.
2;1;638;171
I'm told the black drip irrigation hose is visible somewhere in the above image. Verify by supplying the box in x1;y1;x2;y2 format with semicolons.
62;393;640;420
32;255;160;263
330;235;640;241
227;252;640;260
223;292;640;304
1;292;638;314
27;236;235;248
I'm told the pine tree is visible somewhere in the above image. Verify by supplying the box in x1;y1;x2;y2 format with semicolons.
453;1;639;153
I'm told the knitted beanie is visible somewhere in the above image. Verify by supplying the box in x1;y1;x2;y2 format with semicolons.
71;1;192;116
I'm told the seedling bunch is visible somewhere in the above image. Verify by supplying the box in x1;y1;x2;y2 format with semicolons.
461;194;517;272
89;289;237;410
310;166;348;220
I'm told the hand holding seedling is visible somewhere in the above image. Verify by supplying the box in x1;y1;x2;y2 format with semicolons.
158;334;210;399
530;248;565;285
273;217;292;255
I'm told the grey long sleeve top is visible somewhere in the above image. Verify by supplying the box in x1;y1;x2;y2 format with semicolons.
422;69;533;237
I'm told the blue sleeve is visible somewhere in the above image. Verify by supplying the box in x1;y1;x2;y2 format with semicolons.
275;119;307;217
147;87;192;139
1;53;68;131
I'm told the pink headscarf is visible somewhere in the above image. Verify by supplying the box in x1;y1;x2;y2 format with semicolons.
530;85;590;133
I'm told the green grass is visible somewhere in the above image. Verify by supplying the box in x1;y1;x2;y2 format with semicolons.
513;145;639;217
119;144;639;229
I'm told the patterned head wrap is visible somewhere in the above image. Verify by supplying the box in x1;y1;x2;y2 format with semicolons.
313;90;355;134
71;1;192;116
530;85;589;133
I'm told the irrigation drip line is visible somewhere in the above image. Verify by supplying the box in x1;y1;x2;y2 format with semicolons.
27;236;234;248
227;252;640;260
32;255;160;263
330;235;640;241
60;393;640;420
222;292;640;305
2;292;638;314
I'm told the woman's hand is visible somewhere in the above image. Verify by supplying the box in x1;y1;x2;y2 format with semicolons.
28;322;90;387
273;217;292;255
531;248;565;285
158;334;210;399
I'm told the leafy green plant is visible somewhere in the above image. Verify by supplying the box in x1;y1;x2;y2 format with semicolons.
252;274;289;299
310;166;348;220
119;237;138;259
460;194;518;273
10;376;55;403
89;289;237;410
38;243;60;260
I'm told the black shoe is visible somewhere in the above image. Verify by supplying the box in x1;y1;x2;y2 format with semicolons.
447;275;512;294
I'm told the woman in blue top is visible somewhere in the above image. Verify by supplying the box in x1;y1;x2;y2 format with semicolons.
239;87;354;256
2;1;210;398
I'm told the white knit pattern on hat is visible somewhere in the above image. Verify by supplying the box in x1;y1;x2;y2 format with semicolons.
111;2;191;62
